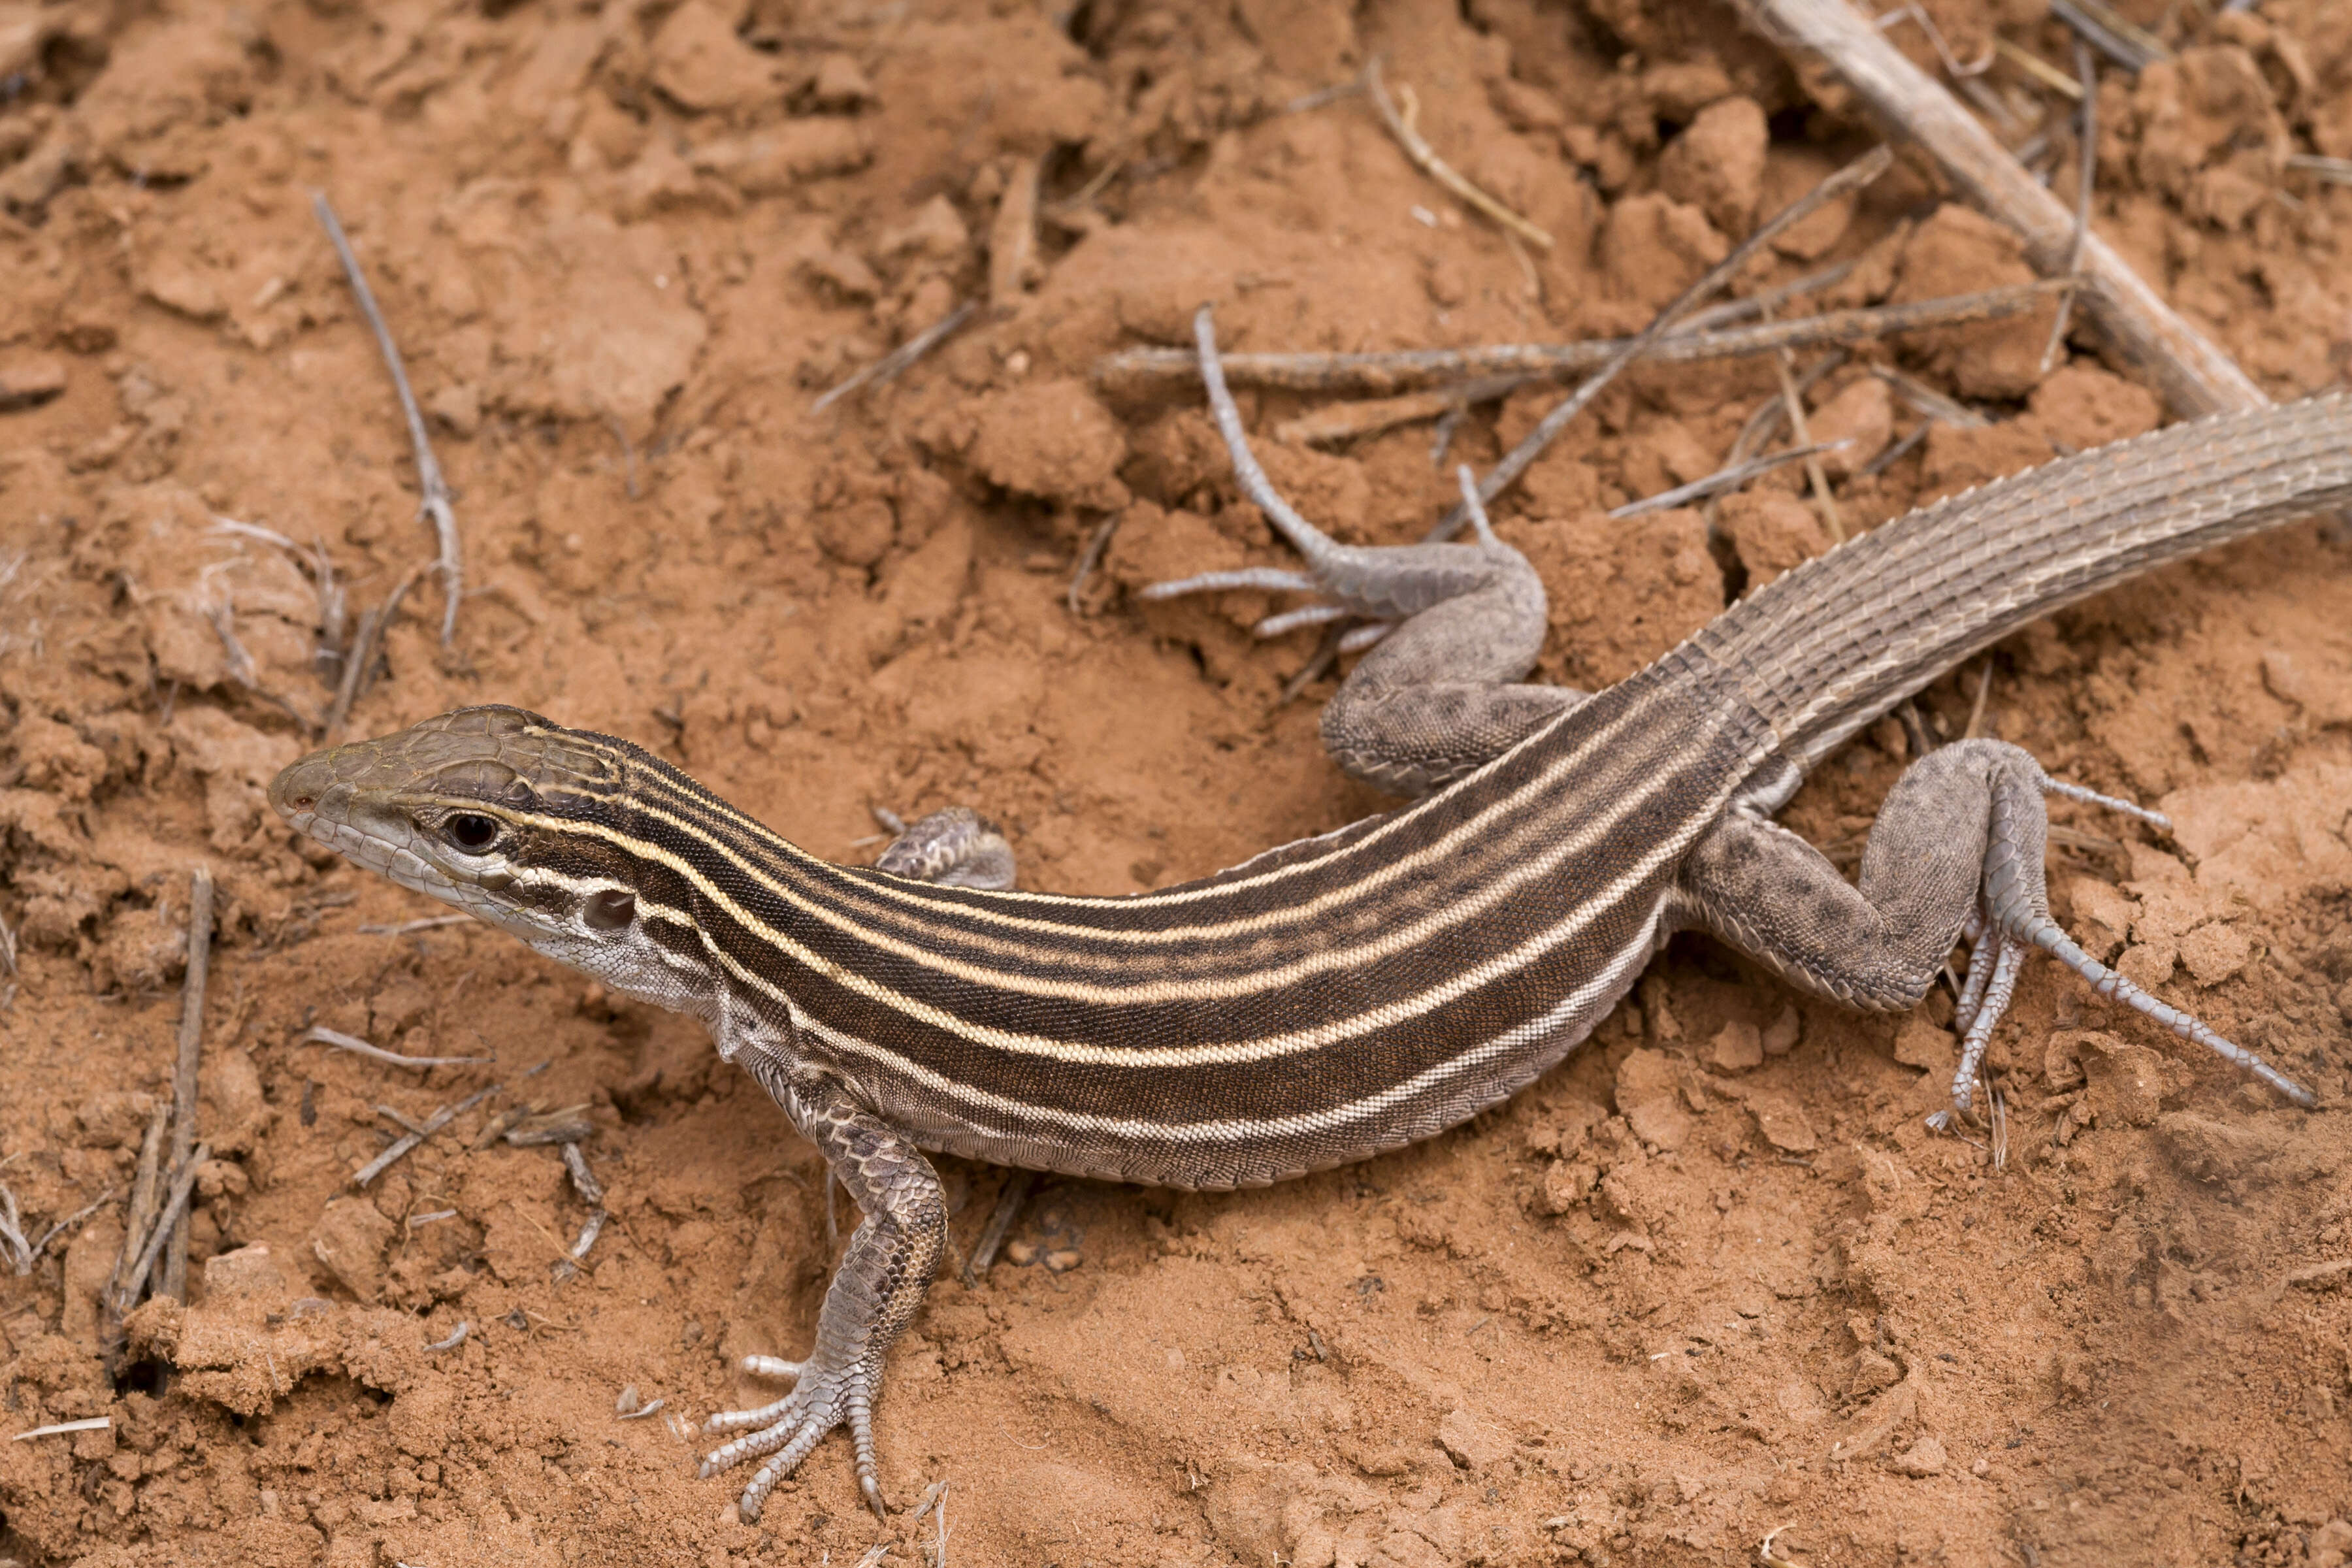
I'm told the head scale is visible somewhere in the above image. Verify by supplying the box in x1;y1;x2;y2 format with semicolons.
269;706;668;973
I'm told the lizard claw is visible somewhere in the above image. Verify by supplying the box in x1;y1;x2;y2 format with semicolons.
702;1351;890;1523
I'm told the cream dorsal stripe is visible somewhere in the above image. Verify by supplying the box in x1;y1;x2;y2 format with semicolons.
472;723;1746;1065
482;676;1715;978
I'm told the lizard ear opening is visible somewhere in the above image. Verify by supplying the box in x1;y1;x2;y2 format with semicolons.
583;889;638;931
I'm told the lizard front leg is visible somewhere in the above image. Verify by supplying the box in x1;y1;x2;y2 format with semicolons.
1679;738;2313;1122
697;812;998;1522
1143;304;1585;796
702;1060;947;1524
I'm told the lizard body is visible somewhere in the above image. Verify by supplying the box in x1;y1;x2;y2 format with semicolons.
270;311;2351;1520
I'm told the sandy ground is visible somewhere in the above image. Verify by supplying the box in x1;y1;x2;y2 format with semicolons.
4;0;2352;1563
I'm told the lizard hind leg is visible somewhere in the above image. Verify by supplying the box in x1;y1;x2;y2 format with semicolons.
1680;739;2315;1128
1141;304;1585;796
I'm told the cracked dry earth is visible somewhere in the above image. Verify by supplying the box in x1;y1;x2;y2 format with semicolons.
5;0;2352;1564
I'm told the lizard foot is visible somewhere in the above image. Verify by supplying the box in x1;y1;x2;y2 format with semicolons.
702;1350;888;1524
871;805;1015;889
1926;764;2313;1131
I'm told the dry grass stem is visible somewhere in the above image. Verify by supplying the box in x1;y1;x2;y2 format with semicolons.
1993;37;2082;99
962;1169;1034;1284
562;1142;605;1205
2287;155;2352;188
299;1024;494;1070
1363;59;1552;250
161;868;214;1305
1963;661;1995;739
1067;514;1120;615
323;559;432;740
2049;0;2170;71
988;155;1043;311
25;1186;117;1271
813;300;978;414
1766;326;1846;541
357;914;472;936
1869;364;1989;428
125;1143;210;1308
1611;442;1845;519
2039;41;2099;374
312;193;463;645
1273;374;1527;448
351;1085;500;1187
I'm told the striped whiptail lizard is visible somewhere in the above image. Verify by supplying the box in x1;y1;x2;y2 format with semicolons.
269;308;2351;1521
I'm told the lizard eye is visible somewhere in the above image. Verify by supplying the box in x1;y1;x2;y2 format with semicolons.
445;813;500;852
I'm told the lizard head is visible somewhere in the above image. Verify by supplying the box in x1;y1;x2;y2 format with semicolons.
269;706;664;963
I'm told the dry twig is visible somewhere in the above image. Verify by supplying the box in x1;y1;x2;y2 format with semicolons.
813;301;979;414
1273;374;1527;448
161;869;214;1305
1363;58;1551;250
2287;155;2352;188
1428;144;1894;541
2039;41;2099;375
125;1143;210;1308
1096;279;2066;395
20;1186;116;1272
2049;0;2169;73
1610;443;1846;519
351;1085;500;1187
299;1024;494;1070
103;1102;171;1362
1067;514;1120;616
313;193;463;644
323;559;432;740
357;914;472;936
962;1170;1034;1284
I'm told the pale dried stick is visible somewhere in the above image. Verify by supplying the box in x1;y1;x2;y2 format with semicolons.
2287;155;2352;188
27;1187;116;1269
125;1143;210;1307
1067;514;1120;616
1273;374;1527;448
312;194;461;645
351;1085;500;1186
2038;40;2098;375
1096;278;2064;394
323;559;431;740
299;1024;494;1070
1739;0;2265;417
161;868;214;1305
813;300;979;414
1609;442;1845;519
1993;37;2083;101
988;155;1043;311
962;1170;1033;1284
356;914;471;936
1363;58;1552;250
103;1101;172;1361
2049;0;2168;73
1764;319;1845;540
0;1185;27;1274
1428;143;1894;542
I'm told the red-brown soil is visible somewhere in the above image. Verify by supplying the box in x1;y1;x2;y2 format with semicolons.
5;1;2352;1564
